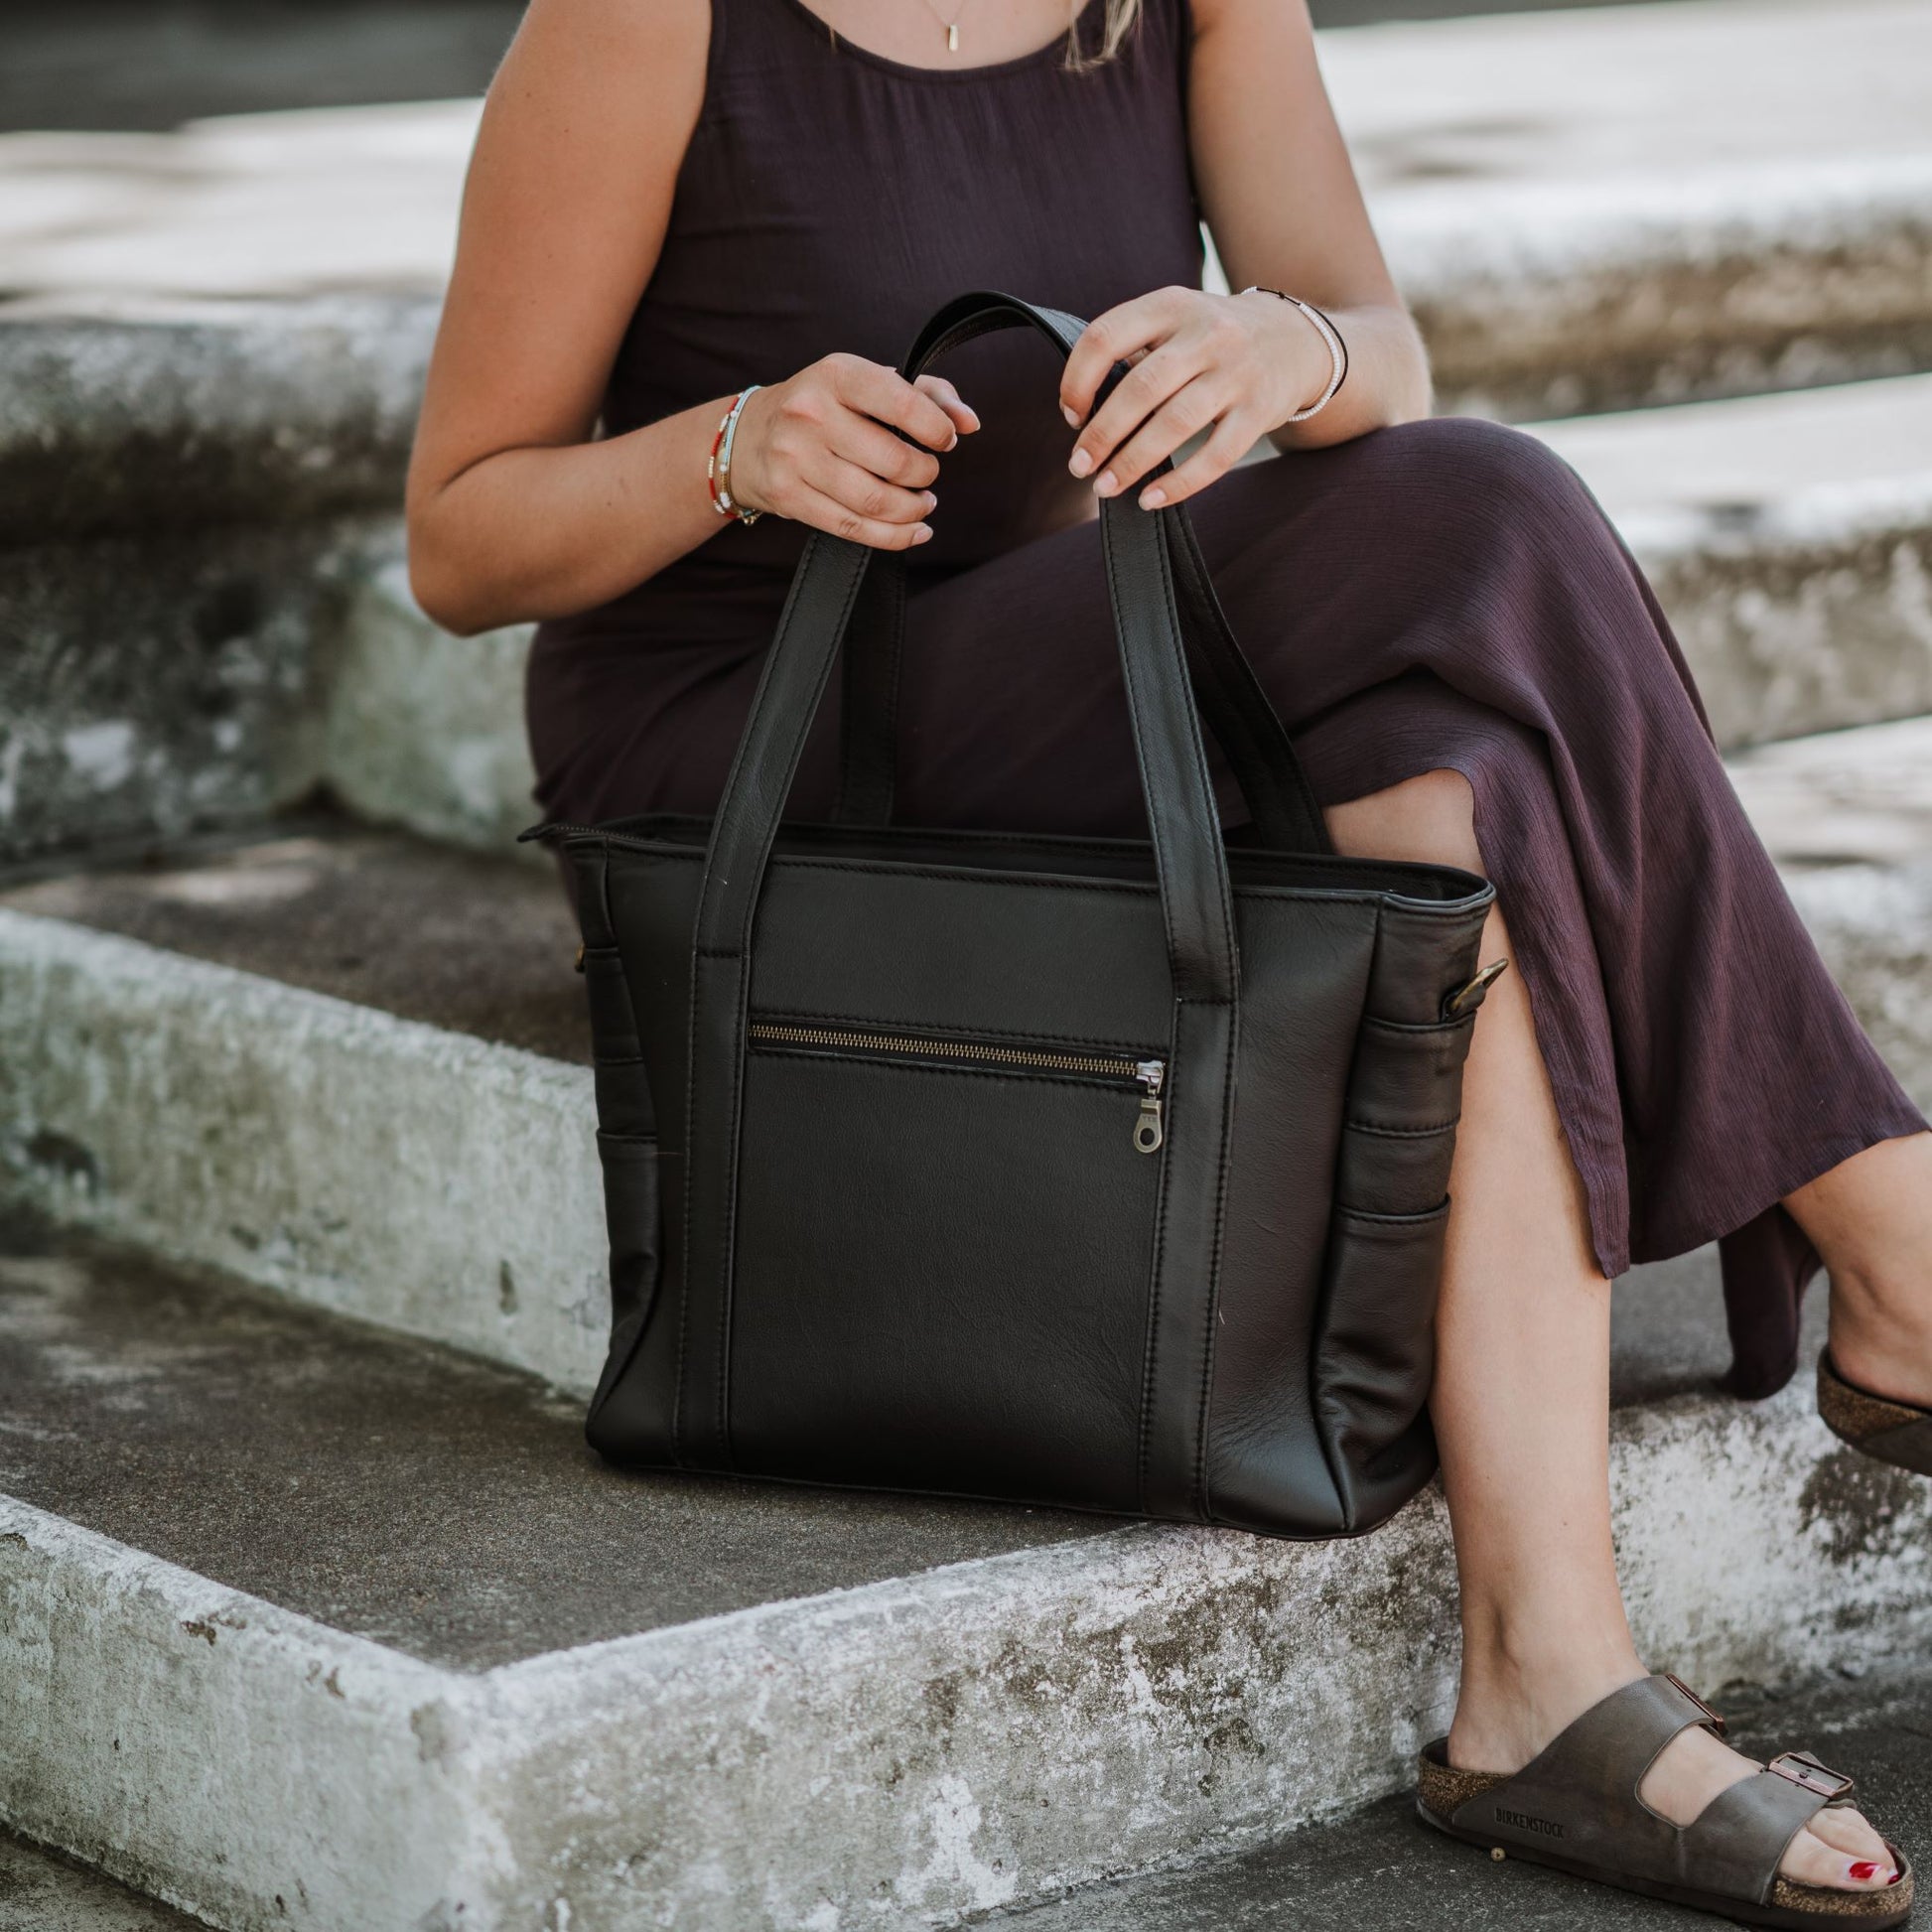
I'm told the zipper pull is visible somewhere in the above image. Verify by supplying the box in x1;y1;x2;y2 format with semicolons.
1133;1060;1165;1155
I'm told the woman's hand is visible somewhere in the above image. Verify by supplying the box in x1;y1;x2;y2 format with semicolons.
730;354;980;548
1059;286;1335;510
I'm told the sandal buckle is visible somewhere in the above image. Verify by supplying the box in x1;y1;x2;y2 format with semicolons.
1767;1752;1855;1801
1664;1674;1728;1736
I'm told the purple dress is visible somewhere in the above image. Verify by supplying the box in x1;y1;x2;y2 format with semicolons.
525;0;1926;1398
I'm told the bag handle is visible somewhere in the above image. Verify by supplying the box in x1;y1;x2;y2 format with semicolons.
675;293;1242;1513
833;303;1330;856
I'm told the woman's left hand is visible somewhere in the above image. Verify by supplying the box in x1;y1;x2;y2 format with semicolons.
1059;285;1333;510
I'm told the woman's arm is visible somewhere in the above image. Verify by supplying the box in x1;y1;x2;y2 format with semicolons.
1059;0;1428;509
406;0;972;637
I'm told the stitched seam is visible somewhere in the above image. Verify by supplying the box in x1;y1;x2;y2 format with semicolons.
1347;1116;1460;1138
752;1007;1160;1055
1336;1199;1451;1228
1155;517;1242;1011
597;838;1474;912
1103;510;1185;999
1308;897;1383;1528
1192;1005;1238;1516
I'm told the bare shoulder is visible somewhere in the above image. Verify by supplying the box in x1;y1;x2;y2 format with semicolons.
1184;0;1314;57
484;0;710;145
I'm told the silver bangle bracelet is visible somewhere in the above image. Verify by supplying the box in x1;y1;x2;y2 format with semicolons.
709;383;765;524
1239;286;1347;425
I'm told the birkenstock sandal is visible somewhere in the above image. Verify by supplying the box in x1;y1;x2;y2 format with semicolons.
1417;1674;1914;1928
1820;1349;1932;1477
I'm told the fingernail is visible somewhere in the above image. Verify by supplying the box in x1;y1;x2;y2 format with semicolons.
1093;469;1118;498
911;524;932;544
961;408;980;430
1140;485;1167;509
945;432;959;450
1061;404;1079;428
1850;1863;1879;1883
1068;448;1092;479
921;490;936;508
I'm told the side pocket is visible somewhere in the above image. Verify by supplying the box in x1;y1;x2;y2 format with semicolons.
1334;1014;1475;1217
1311;1199;1450;1531
586;1132;663;1425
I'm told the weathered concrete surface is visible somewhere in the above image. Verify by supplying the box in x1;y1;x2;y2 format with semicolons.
0;823;586;1062
1;0;1927;485
980;1666;1932;1928
0;906;611;1392
1322;0;1932;415
325;550;540;854
0;1227;1095;1669
1725;714;1932;872
4;1361;1928;1931
1;1830;203;1932
0;298;435;540
0;517;386;863
1533;382;1932;750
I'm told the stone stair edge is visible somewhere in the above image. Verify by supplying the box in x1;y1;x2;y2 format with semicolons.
6;1363;1929;1932
0;904;610;1393
3;145;1931;543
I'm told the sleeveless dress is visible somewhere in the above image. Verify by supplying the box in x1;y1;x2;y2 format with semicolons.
524;0;1927;1399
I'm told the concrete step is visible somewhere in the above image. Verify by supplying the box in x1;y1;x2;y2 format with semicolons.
3;1213;1926;1932
0;1827;201;1932
5;0;1927;416
4;712;1930;1395
978;1667;1932;1930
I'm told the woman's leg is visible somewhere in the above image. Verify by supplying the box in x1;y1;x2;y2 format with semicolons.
1788;1136;1932;1410
1328;768;1901;1894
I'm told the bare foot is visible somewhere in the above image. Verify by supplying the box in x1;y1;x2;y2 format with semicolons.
1637;1717;1899;1893
1451;1670;1899;1894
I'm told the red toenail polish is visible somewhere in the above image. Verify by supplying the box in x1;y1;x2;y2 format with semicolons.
1850;1863;1879;1882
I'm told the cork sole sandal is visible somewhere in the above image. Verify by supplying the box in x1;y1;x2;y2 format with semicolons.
1416;1675;1914;1929
1819;1350;1932;1478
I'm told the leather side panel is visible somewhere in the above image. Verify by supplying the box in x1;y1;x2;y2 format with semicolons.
1310;896;1491;1531
1310;1201;1450;1529
1202;894;1378;1538
578;850;703;1466
584;1132;668;1433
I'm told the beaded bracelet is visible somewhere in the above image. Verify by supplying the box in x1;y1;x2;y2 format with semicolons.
1238;287;1348;424
707;385;764;524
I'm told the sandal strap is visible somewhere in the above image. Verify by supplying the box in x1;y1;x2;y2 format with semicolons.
1449;1674;1720;1860
1682;1760;1850;1903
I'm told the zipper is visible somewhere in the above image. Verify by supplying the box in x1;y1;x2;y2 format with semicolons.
748;1022;1166;1155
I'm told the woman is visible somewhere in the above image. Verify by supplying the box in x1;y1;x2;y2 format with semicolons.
405;0;1932;1916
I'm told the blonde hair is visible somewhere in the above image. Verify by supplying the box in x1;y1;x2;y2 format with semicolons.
1064;0;1144;69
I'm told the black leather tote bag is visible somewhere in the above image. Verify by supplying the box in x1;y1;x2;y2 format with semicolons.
529;291;1499;1540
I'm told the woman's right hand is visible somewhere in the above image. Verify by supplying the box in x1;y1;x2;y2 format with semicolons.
729;354;979;549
